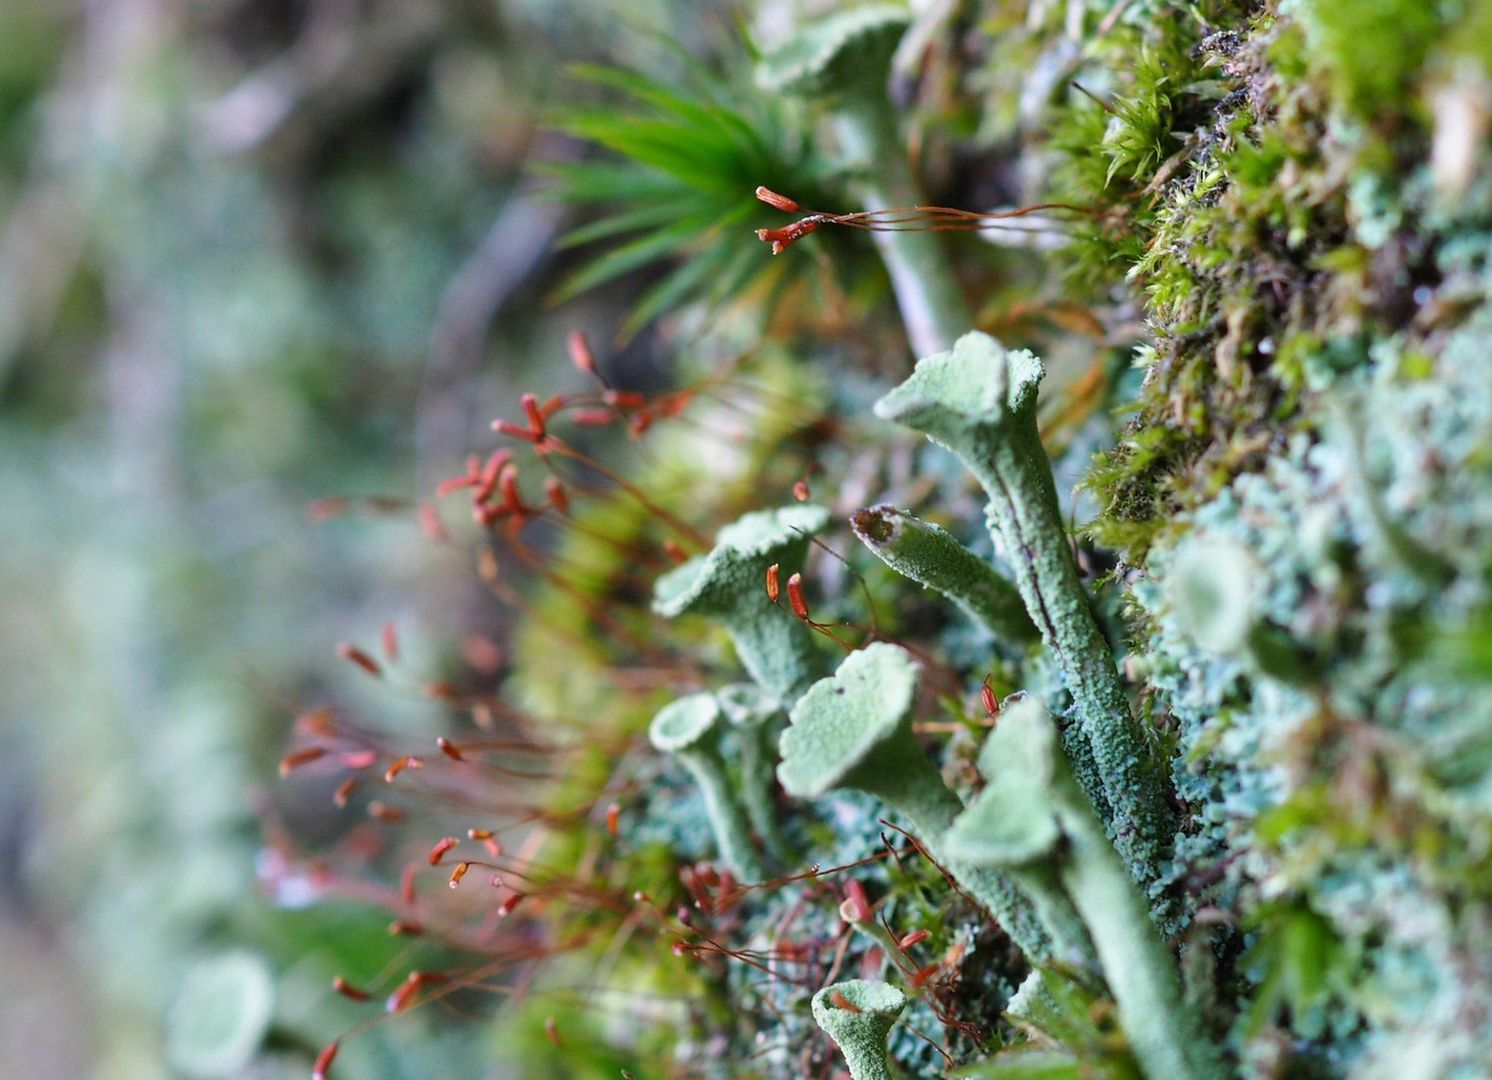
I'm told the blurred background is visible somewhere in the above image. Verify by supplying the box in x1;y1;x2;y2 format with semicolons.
0;1;761;1075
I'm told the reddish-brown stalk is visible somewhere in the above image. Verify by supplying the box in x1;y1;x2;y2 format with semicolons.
980;675;999;719
751;186;1094;254
337;643;383;678
279;746;328;776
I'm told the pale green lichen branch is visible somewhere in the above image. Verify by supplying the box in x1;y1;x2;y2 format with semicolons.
811;979;907;1080
650;693;765;881
944;699;1224;1080
777;642;1095;968
757;7;971;357
874;332;1170;892
851;504;1037;645
716;682;796;866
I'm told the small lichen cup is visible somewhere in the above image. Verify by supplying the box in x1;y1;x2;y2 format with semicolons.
777;642;1073;964
653;504;830;706
757;6;971;356
716;681;795;865
943;698;1224;1080
851;503;1036;645
811;979;907;1080
650;693;764;881
875;331;1171;894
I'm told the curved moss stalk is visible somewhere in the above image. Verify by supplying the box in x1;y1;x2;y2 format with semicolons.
757;7;971;356
874;332;1170;891
944;699;1224;1080
839;898;917;979
717;682;796;865
811;979;907;1080
851;504;1037;644
777;643;1095;969
653;504;830;706
650;694;765;881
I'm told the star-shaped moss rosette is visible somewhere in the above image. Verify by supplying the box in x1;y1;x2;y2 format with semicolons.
811;979;907;1080
756;7;970;357
653;504;830;705
851;504;1037;645
875;331;1171;896
944;699;1224;1080
716;682;795;865
650;693;765;881
777;642;1054;962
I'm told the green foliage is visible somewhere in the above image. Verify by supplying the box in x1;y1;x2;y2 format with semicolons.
1239;902;1353;1037
1294;0;1442;126
544;51;847;337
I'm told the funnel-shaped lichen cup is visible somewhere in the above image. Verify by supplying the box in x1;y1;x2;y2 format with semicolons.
653;504;830;705
811;978;907;1080
651;693;764;881
944;699;1223;1080
777;642;1056;962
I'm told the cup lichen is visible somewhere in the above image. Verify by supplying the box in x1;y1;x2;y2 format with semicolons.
650;692;765;881
851;504;1037;645
944;698;1223;1080
810;979;907;1080
716;681;795;866
875;331;1170;893
777;642;1091;967
653;504;831;705
757;6;971;356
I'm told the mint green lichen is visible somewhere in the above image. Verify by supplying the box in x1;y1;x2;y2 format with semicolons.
1165;535;1321;687
811;979;907;1080
716;682;795;866
851;504;1037;645
758;7;971;356
653;504;830;705
874;332;1170;892
650;693;765;881
945;699;1223;1080
777;642;1090;967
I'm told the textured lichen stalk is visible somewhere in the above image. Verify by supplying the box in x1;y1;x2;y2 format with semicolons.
650;694;765;881
777;643;1098;968
757;6;971;357
717;683;796;865
874;333;1170;890
945;700;1223;1080
851;504;1037;644
833;93;971;356
811;979;907;1080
